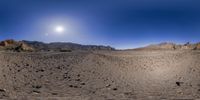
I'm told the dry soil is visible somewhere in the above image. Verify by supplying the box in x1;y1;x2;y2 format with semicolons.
0;50;200;100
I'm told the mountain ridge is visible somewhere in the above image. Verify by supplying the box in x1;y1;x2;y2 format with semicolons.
134;42;200;50
1;39;200;52
0;39;115;52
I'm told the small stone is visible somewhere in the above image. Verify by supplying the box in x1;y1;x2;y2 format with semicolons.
177;90;183;95
32;85;42;89
52;93;58;95
0;89;6;92
32;90;40;94
113;88;118;91
77;74;80;77
106;84;111;87
176;82;183;86
40;69;44;72
75;79;81;81
73;86;78;88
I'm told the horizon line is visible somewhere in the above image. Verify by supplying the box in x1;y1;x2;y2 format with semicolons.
0;39;199;50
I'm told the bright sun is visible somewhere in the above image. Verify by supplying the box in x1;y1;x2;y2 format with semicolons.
54;25;64;33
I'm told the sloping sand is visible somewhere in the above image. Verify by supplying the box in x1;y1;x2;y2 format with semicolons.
0;50;200;100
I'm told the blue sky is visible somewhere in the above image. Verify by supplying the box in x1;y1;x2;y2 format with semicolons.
0;0;200;49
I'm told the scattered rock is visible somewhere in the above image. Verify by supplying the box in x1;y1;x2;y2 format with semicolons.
40;69;45;72
75;79;81;81
69;85;79;88
176;82;183;86
176;90;183;95
80;83;85;85
0;89;6;92
112;88;118;91
32;90;40;94
0;45;200;99
198;89;200;91
56;66;61;69
106;84;111;87
69;85;73;87
32;85;42;89
51;93;58;95
60;49;72;52
73;86;78;88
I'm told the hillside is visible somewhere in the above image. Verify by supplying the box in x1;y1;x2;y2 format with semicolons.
134;42;200;50
0;40;115;52
22;40;115;51
0;39;34;52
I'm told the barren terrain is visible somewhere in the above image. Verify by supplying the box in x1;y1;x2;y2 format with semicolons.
0;50;200;100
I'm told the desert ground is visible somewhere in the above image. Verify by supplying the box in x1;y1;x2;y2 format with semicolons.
0;50;200;100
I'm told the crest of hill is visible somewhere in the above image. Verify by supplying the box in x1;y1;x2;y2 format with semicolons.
0;39;34;52
22;40;115;51
0;39;115;52
134;42;200;50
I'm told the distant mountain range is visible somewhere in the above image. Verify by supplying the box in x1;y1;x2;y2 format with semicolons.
0;39;115;52
0;39;200;52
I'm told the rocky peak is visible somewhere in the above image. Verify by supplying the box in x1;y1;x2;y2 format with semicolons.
0;39;16;46
0;39;35;52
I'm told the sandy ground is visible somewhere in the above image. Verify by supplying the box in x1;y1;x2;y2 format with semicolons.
0;50;200;100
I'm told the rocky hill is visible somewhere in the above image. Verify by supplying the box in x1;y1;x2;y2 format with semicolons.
0;39;34;52
0;40;115;52
134;42;200;50
22;40;115;51
194;43;200;50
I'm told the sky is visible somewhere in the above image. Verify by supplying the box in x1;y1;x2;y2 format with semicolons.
0;0;200;49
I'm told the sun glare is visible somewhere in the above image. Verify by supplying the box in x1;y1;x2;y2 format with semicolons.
54;25;64;33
